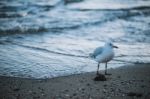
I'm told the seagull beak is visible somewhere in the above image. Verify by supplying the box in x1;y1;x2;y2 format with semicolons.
113;45;118;48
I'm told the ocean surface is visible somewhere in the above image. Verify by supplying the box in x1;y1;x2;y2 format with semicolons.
0;0;150;78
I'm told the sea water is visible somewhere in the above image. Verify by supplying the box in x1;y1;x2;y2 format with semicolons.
0;0;150;78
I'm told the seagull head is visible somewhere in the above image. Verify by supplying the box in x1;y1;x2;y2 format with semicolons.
105;42;118;49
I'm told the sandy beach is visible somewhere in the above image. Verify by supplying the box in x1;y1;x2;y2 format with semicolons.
0;63;150;99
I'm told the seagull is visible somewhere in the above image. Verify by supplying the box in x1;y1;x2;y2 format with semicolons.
90;41;118;75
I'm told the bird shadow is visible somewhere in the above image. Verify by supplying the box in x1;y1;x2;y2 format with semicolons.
93;74;107;81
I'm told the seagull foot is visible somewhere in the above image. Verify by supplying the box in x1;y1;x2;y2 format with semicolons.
94;74;106;81
105;73;112;75
96;72;100;75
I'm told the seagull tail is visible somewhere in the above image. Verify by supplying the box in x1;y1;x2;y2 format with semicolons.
89;53;95;59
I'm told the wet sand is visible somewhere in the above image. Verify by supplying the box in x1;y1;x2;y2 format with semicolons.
0;63;150;99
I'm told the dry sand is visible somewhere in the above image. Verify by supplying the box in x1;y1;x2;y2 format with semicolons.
0;63;150;99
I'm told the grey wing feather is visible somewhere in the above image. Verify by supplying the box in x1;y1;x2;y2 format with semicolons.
90;47;103;58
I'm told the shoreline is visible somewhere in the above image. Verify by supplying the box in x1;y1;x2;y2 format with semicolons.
0;63;150;99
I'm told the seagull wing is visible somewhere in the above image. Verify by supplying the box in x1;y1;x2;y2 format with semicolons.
90;47;103;58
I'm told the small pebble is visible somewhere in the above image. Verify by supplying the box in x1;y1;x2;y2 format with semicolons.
122;94;125;97
127;92;143;97
96;88;100;91
86;83;90;86
141;85;145;88
73;93;77;96
117;76;121;78
13;88;20;91
64;89;69;92
65;94;70;97
102;89;107;93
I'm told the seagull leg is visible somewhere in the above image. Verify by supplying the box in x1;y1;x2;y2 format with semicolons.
105;62;111;75
105;62;107;74
97;63;100;75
